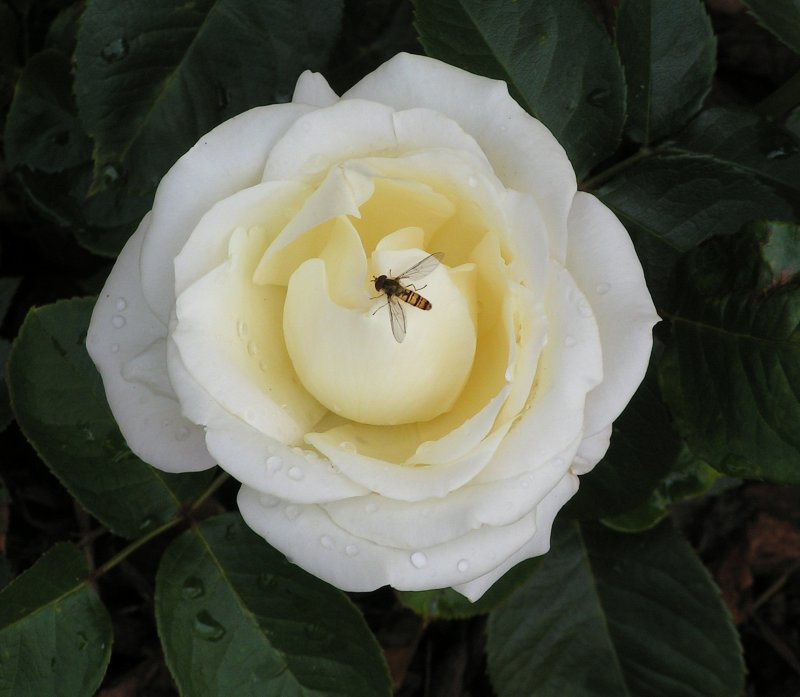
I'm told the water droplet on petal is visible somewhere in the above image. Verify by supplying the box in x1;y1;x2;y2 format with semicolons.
247;340;258;356
457;559;469;573
287;466;304;481
237;320;248;337
578;299;593;317
365;502;378;513
519;473;532;489
345;544;359;557
410;551;428;569
115;297;128;311
505;366;514;382
110;343;120;353
259;493;279;507
194;611;225;641
266;455;282;473
564;335;577;347
339;441;356;453
320;535;334;549
284;505;301;521
100;37;129;63
467;175;478;188
112;315;126;328
181;576;205;599
595;282;611;295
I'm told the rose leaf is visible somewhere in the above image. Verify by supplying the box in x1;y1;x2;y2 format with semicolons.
659;221;800;484
415;0;626;179
595;152;793;308
155;514;391;697
74;0;344;196
486;520;744;697
739;0;800;54
616;0;716;145
0;543;113;697
6;298;215;539
671;107;800;212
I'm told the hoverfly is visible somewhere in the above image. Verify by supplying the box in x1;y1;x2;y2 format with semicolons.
372;252;444;343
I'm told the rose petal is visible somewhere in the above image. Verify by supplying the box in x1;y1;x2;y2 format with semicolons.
141;103;313;323
452;472;579;600
566;192;659;437
292;70;339;107
87;217;215;473
343;53;576;262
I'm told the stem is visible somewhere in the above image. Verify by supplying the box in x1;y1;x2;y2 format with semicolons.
581;146;652;191
93;471;230;578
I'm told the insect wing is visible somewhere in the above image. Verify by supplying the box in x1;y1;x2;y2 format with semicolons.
387;295;407;343
397;252;443;283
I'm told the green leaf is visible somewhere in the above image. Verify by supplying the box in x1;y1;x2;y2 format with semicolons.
4;50;92;173
616;0;715;144
673;107;800;210
564;363;680;521
740;0;800;54
486;521;744;697
415;0;626;178
396;557;540;620
74;0;344;194
7;298;214;538
4;49;151;257
155;514;391;697
595;153;793;306
0;543;113;697
660;221;800;483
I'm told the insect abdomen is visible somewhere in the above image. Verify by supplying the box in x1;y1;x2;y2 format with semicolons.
399;290;432;310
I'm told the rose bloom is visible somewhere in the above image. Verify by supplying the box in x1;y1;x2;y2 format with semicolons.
88;53;657;600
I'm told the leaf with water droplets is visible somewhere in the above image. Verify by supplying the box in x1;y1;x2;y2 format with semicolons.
155;513;391;697
0;543;113;697
7;299;214;539
415;0;625;178
74;0;344;194
486;520;744;697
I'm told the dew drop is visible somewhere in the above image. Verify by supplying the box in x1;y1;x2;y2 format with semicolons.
225;522;238;540
247;340;258;356
236;320;248;337
365;502;378;513
564;335;577;347
288;466;304;481
259;493;279;507
410;551;428;569
505;366;514;382
467;175;478;188
339;441;356;453
194;611;225;641
457;559;469;573
266;455;282;473
115;297;128;311
257;572;278;591
111;315;126;328
110;343;120;353
76;631;88;650
181;576;205;599
320;535;334;549
345;544;360;557
284;505;301;521
595;282;611;295
138;516;156;531
100;37;129;63
586;87;611;107
519;473;532;489
102;162;125;186
578;299;593;317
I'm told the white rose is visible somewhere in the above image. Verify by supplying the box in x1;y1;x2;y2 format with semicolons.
87;53;658;600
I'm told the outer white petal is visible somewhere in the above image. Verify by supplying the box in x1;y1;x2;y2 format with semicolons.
343;53;575;261
140;103;314;323
566;192;659;437
292;70;339;107
571;424;613;475
321;449;571;549
87;216;215;473
452;472;579;601
238;485;549;593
